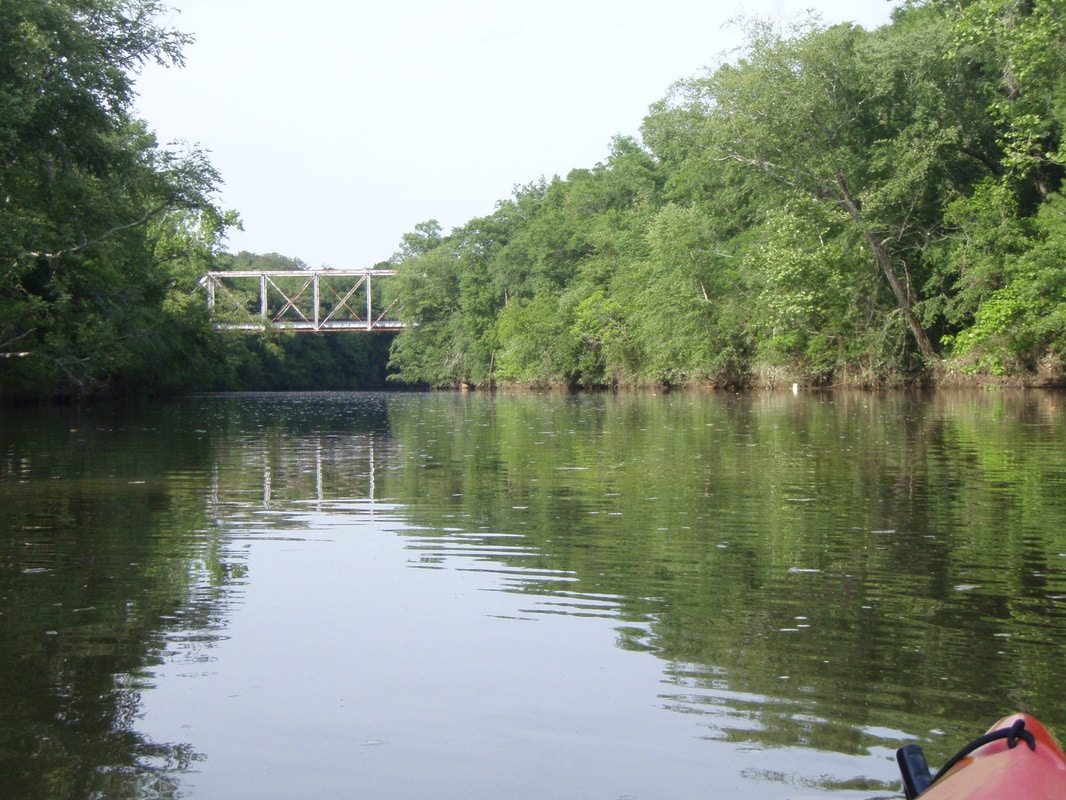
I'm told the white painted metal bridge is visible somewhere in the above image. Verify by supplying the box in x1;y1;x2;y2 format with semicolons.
200;269;405;332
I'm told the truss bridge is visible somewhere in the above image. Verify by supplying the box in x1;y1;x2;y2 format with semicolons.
200;269;405;332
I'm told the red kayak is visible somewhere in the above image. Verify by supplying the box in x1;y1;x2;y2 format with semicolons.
897;714;1066;799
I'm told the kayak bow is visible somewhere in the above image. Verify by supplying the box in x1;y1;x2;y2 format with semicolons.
897;714;1066;799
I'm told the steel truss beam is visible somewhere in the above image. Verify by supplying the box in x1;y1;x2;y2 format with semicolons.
199;270;404;332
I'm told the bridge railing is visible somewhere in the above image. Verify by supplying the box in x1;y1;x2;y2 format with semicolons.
199;269;404;332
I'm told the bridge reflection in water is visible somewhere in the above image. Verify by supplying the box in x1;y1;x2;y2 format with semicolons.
207;434;383;511
199;269;405;332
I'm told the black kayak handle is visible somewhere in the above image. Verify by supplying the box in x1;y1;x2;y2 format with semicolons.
897;744;933;799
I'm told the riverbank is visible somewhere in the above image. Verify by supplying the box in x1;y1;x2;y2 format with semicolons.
465;356;1066;394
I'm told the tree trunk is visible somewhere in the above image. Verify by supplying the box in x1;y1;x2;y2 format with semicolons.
835;175;935;359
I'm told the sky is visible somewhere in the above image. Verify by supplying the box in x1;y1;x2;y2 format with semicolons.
134;1;901;269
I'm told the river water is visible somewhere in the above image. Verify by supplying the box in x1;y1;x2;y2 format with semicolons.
2;390;1065;799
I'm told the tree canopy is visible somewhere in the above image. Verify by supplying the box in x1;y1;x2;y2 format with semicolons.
387;0;1066;389
0;0;232;400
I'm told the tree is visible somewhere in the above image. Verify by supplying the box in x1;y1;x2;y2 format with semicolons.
680;18;952;360
0;0;229;400
388;235;467;386
947;0;1066;197
492;293;578;387
926;0;1066;377
610;201;750;387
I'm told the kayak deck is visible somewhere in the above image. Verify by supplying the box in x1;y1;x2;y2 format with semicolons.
898;714;1066;800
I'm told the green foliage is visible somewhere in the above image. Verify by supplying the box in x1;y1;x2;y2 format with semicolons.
570;290;628;386
388;235;470;386
745;209;858;380
950;0;1066;188
947;192;1066;375
382;1;1066;390
492;294;578;387
613;202;749;387
0;0;232;401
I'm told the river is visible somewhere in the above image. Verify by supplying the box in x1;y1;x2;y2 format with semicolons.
2;389;1065;799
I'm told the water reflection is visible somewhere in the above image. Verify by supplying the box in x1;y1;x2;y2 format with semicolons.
2;390;1065;798
374;390;1066;766
0;405;223;799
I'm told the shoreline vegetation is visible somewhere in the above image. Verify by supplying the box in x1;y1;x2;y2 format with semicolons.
3;1;1066;402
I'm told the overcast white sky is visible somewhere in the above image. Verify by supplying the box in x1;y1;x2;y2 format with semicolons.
134;1;901;268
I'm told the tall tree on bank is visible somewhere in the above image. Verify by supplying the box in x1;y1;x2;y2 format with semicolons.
0;0;229;400
665;17;970;361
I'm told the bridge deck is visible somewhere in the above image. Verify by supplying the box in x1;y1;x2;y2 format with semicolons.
214;321;406;332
